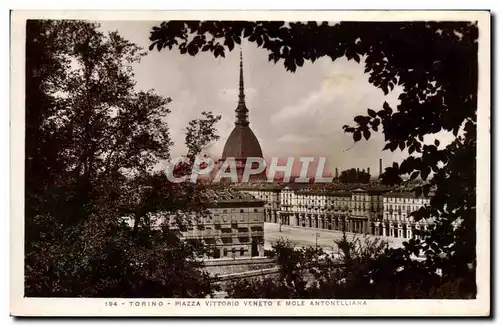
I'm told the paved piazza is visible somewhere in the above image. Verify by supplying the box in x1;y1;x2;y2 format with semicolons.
264;222;404;254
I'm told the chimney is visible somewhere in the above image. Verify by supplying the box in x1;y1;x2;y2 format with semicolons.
367;167;370;175
335;168;339;178
357;168;360;174
379;159;383;176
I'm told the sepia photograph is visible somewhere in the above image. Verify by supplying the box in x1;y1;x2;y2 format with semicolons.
10;10;490;316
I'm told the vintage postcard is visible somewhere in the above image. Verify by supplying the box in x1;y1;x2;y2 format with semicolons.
10;10;490;317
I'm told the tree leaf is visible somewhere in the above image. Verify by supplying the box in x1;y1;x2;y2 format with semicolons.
382;85;389;95
421;166;431;180
383;141;398;152
383;102;392;114
353;130;361;142
353;53;360;63
363;129;371;140
354;115;365;124
149;41;158;51
256;36;263;47
296;56;304;67
226;38;234;51
398;141;405;151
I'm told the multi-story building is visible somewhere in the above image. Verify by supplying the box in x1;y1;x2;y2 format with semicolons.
381;191;433;239
233;180;433;242
349;187;388;235
287;187;353;231
145;188;265;259
233;183;282;224
275;184;389;234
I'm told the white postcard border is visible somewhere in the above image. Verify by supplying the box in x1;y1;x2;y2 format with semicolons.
10;10;491;317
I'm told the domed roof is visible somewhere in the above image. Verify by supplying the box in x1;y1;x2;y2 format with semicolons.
222;125;263;160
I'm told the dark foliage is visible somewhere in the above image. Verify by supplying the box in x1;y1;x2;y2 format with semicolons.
338;168;371;183
25;20;221;297
226;235;471;299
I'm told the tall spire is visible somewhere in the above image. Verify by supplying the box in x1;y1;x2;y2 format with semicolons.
239;50;245;105
235;49;249;126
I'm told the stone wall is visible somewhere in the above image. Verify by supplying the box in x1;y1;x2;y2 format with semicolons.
203;257;276;276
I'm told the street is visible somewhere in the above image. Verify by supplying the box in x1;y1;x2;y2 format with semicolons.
264;222;404;253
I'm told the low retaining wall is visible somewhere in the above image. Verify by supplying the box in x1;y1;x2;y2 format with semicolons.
202;257;277;276
215;267;281;282
203;257;275;266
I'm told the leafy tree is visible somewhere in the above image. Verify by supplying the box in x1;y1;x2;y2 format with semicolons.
338;168;371;183
25;20;221;297
185;111;222;160
149;20;479;297
226;234;468;299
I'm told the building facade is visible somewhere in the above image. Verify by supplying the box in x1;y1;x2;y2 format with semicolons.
239;183;432;240
234;183;281;224
145;188;265;259
380;191;433;239
275;185;388;234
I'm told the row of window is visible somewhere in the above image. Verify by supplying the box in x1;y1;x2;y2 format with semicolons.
282;200;350;205
384;198;430;204
276;203;425;213
385;204;423;211
217;208;261;214
279;203;383;210
258;192;429;205
223;247;246;257
281;194;383;200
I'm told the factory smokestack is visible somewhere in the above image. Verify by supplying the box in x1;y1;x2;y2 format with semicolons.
335;168;339;179
367;167;370;175
379;159;383;176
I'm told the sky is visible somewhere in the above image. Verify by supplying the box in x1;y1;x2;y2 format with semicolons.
97;21;451;177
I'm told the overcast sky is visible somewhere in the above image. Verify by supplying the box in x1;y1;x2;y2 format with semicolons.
98;21;452;176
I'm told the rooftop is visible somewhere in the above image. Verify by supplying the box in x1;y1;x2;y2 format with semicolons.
382;191;432;199
201;187;265;206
